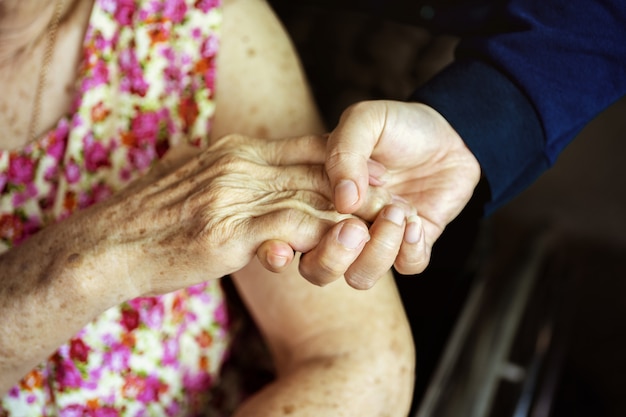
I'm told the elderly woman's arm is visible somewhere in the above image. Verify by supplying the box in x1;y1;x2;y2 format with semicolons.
0;133;354;395
232;262;415;417
214;0;414;415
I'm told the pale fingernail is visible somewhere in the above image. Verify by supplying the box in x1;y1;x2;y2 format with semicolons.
337;223;369;249
404;215;422;244
335;179;359;208
268;253;289;269
383;205;405;226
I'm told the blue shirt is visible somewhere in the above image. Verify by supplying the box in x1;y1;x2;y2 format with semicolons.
409;0;626;214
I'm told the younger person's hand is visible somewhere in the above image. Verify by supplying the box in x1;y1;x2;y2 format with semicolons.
284;100;480;289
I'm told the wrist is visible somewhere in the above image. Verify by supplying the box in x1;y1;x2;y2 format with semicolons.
50;206;142;310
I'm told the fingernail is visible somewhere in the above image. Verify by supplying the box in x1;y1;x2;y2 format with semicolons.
337;223;369;249
404;215;422;244
383;205;405;226
335;179;359;208
268;253;289;269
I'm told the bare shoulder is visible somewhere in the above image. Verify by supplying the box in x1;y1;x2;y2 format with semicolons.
211;0;324;140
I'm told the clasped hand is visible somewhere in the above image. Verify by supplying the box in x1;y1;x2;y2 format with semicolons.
262;100;482;289
93;133;397;297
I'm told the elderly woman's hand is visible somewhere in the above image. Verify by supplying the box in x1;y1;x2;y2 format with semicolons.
94;133;390;296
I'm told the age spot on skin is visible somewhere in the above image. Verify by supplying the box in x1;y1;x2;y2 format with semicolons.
66;253;83;268
282;405;295;415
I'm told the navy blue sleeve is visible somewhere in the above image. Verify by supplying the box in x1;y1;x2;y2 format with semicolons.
411;0;626;214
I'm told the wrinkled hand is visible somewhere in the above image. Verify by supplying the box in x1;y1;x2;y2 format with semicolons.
96;134;390;296
298;100;481;289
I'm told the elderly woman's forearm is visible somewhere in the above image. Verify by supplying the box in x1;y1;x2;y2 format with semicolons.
0;209;134;395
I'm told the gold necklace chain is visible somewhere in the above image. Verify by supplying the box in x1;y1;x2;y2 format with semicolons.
26;0;65;144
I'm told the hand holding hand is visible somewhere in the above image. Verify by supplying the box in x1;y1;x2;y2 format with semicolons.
93;134;386;296
315;100;481;289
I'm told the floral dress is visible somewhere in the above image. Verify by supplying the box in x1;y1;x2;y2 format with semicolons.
0;1;239;415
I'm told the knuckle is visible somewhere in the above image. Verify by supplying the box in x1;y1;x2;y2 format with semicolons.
346;271;376;290
369;233;402;254
299;260;340;287
395;249;431;275
212;152;250;174
316;257;347;279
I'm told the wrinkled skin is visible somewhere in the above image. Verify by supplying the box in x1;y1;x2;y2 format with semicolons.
96;133;391;296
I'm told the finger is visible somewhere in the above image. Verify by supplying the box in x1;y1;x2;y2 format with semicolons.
265;164;396;221
264;135;328;165
344;204;406;290
266;164;332;198
393;215;431;275
325;101;386;214
247;208;339;254
297;219;370;287
257;240;296;273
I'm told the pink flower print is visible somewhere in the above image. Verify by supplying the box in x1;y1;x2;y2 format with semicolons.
84;135;112;172
78;190;93;209
195;0;221;13
129;145;157;171
0;172;8;193
92;407;120;417
91;182;113;204
204;65;216;92
65;160;82;184
121;307;140;332
55;358;84;390
119;167;133;182
103;342;132;372
43;122;69;160
186;283;204;295
137;375;167;403
17;215;42;244
123;375;166;404
162;338;180;366
90;60;111;90
163;0;188;24
0;213;24;244
163;51;185;94
99;0;117;15
8;385;20;398
183;372;212;391
165;401;181;417
131;112;160;147
44;164;59;181
119;49;149;97
94;30;111;52
60;404;85;417
69;338;91;362
201;35;219;59
40;181;58;210
142;301;165;329
11;182;39;208
214;300;229;327
8;154;36;185
113;0;137;26
46;136;67;161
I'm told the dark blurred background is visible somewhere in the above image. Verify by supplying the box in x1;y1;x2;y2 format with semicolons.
268;2;626;416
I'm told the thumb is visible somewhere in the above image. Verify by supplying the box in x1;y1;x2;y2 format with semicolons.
326;101;387;214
